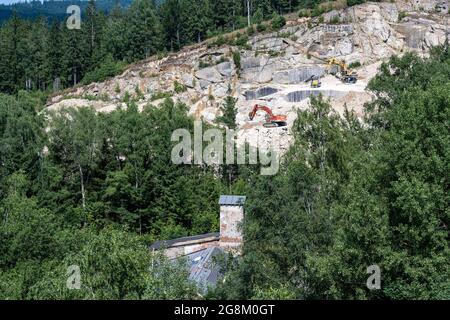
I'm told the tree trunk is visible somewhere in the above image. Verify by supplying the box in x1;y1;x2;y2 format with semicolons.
247;0;251;27
79;164;86;211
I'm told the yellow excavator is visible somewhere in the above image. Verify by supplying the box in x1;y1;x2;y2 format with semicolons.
282;38;358;84
324;57;358;84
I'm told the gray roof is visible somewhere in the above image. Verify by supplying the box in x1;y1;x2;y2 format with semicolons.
187;247;225;293
219;195;246;206
150;232;220;250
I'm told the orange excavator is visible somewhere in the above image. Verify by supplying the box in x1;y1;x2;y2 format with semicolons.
249;104;287;128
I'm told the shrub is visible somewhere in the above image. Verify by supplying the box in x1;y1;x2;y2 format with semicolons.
234;33;250;48
398;11;407;21
174;81;187;94
271;13;286;30
347;0;365;6
81;56;126;85
157;50;168;60
298;9;309;18
150;91;173;101
123;91;130;103
256;23;267;32
330;15;340;24
233;51;241;75
349;61;362;69
215;34;227;47
199;60;211;69
311;5;324;17
135;85;144;100
247;26;255;36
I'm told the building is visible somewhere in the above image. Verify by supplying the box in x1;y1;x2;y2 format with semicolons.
150;195;246;292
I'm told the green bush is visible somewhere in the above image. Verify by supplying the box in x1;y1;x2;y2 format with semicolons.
214;34;227;47
347;0;365;6
199;60;212;69
150;91;173;101
81;56;126;85
135;85;144;99
234;33;250;48
298;9;309;18
271;13;286;30
256;23;267;32
311;5;325;17
174;81;187;94
349;61;362;69
123;91;130;103
398;11;407;21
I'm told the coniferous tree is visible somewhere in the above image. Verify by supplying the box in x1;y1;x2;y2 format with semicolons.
123;0;163;61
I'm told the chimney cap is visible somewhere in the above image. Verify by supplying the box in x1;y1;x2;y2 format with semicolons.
219;195;246;206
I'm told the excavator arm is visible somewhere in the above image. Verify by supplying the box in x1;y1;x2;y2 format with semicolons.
249;104;274;120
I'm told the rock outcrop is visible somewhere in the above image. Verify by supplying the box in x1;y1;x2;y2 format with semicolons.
46;0;449;156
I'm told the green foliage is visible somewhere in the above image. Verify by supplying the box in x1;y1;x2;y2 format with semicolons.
253;8;264;25
311;4;325;17
114;83;121;94
0;0;330;94
233;33;250;49
123;91;131;103
134;85;144;100
347;0;366;6
349;61;362;69
298;9;310;18
174;81;187;94
216;96;238;129
81;56;126;85
256;23;267;32
213;47;450;300
246;26;255;36
271;13;286;30
1;1;448;302
150;91;173;101
232;50;241;73
398;11;407;22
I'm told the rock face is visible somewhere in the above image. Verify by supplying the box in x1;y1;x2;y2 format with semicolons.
273;66;326;84
46;0;449;156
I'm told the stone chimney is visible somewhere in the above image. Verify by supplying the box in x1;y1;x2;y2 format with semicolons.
218;195;246;251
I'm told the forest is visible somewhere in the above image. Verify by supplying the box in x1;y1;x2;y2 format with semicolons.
0;0;363;94
0;0;449;300
0;0;133;24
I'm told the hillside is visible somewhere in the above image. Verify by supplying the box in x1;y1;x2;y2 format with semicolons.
47;0;449;154
1;0;449;301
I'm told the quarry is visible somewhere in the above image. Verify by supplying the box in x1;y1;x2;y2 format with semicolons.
45;0;449;156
